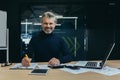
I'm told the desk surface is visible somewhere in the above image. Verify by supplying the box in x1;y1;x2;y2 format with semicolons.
0;60;120;80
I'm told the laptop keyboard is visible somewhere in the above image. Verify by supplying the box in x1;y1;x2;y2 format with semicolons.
85;62;97;67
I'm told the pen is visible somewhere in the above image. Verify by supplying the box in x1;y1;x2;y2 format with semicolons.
25;54;28;58
25;54;31;66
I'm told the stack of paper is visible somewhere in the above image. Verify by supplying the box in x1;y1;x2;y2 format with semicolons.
91;66;120;76
60;63;120;76
10;63;38;70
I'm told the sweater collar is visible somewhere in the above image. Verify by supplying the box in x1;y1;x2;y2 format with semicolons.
40;30;53;37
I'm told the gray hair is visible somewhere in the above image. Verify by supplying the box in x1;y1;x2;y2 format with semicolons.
41;11;57;23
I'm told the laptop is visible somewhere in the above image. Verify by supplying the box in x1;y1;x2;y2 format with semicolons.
75;43;115;69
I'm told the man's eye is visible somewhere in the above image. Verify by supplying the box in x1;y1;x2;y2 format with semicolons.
44;23;48;25
50;23;53;25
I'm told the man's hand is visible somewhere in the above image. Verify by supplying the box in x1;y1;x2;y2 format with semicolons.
48;57;60;66
22;57;31;67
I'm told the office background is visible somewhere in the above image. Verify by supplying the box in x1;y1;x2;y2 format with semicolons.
0;0;119;63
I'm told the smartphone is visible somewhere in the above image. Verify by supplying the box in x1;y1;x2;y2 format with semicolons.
29;69;48;75
48;65;65;69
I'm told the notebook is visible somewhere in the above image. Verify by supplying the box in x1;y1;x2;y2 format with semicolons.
75;43;115;69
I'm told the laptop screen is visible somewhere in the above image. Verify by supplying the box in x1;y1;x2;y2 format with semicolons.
100;43;115;67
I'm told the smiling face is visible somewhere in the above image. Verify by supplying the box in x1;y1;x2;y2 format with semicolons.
41;17;56;34
40;11;57;34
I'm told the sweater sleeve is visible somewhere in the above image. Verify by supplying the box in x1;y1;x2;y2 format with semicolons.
58;38;74;63
26;37;35;62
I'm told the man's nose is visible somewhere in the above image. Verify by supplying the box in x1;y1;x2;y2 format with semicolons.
46;24;51;27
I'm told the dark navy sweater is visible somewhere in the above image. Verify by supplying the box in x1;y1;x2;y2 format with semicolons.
26;31;73;63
